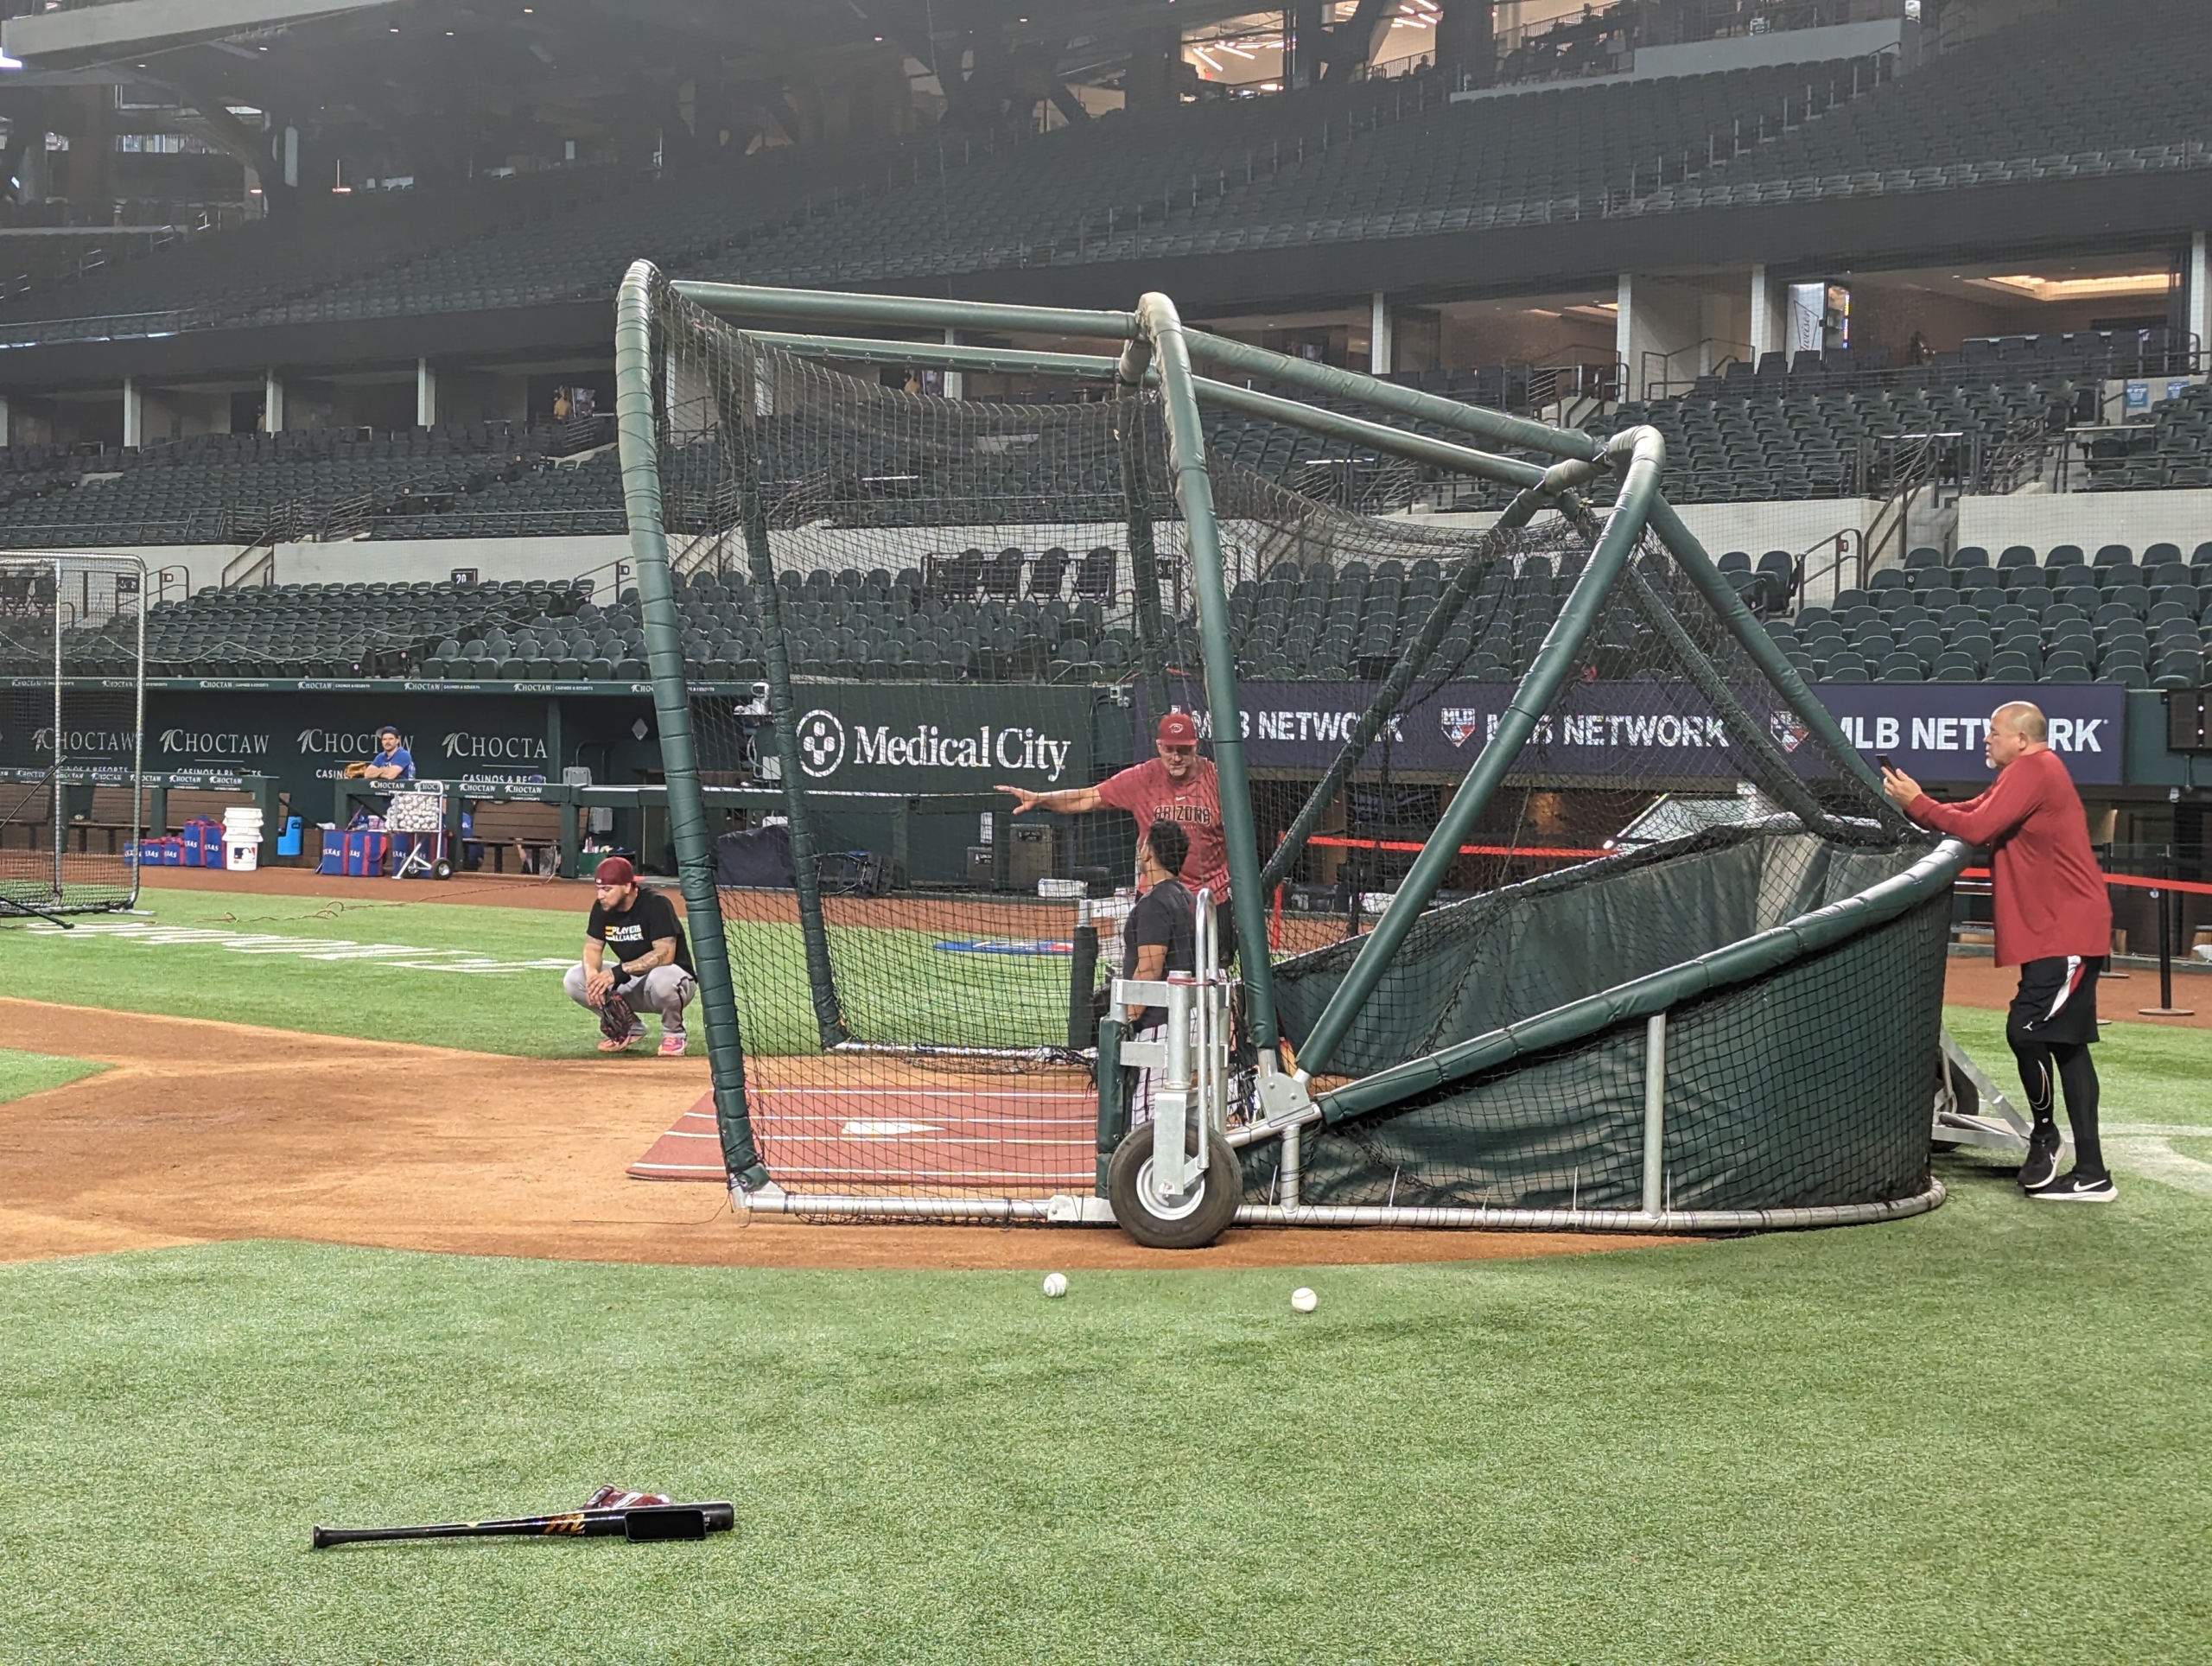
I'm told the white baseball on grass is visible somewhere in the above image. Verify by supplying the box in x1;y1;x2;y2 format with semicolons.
1290;1287;1318;1313
1042;1272;1068;1298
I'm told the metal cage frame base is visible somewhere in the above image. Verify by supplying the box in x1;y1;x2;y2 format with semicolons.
731;1181;1947;1234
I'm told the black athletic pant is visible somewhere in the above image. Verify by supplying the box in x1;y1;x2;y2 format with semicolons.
2006;955;2105;1179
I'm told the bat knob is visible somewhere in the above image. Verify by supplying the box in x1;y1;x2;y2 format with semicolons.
311;1526;333;1550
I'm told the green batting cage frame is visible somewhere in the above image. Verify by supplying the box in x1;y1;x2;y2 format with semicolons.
614;261;1970;1245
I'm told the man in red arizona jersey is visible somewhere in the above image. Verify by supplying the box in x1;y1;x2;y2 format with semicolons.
1884;701;2116;1202
996;710;1237;964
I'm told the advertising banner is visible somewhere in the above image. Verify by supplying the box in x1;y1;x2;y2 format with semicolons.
724;684;1103;794
143;692;561;788
1812;683;2124;786
1141;677;2128;786
0;690;582;809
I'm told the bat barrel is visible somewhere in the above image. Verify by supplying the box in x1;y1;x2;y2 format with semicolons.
312;1512;600;1548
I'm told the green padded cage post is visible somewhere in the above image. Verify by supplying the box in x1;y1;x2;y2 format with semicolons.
614;264;768;1188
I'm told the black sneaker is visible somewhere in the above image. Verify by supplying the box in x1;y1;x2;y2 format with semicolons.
2030;1170;2117;1204
2018;1122;2063;1192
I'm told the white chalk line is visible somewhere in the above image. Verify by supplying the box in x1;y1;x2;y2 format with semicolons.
22;918;570;976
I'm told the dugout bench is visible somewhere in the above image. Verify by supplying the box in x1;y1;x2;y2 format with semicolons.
332;777;565;875
569;784;1021;888
328;779;1029;886
0;768;281;857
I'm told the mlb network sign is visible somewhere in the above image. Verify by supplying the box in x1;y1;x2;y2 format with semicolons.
1166;679;2126;785
1818;683;2124;785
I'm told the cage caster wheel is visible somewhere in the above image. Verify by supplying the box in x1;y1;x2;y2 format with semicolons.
432;858;453;881
1108;1117;1240;1250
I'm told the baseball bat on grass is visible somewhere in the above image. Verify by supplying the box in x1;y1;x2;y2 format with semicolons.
312;1501;734;1549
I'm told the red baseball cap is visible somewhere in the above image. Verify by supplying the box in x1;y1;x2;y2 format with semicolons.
594;855;636;885
1157;712;1198;747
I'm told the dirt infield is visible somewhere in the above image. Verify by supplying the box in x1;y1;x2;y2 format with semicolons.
0;998;1675;1271
141;865;595;912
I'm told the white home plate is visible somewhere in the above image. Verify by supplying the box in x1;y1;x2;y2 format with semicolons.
841;1120;944;1139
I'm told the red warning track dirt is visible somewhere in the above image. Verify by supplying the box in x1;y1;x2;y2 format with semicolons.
1940;956;2212;1027
139;865;605;912
0;998;1675;1271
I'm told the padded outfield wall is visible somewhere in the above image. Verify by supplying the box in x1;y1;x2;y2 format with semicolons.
4;673;2193;880
11;671;2152;806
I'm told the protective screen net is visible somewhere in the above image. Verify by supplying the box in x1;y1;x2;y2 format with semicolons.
632;275;1943;1218
642;282;1180;1198
0;556;144;914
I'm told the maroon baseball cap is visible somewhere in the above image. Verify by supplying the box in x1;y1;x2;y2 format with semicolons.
1157;712;1198;747
594;855;636;885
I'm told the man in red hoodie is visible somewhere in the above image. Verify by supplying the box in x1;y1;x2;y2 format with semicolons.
1883;701;2116;1202
997;710;1238;965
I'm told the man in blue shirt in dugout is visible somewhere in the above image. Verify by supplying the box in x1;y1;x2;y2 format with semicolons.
360;725;414;781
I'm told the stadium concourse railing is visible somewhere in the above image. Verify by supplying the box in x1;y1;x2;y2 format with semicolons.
612;263;1957;1231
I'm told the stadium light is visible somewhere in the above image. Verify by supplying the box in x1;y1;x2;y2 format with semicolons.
1977;272;2171;302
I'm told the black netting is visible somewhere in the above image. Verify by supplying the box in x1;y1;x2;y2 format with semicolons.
631;275;1949;1224
0;557;144;913
1270;825;1918;1078
645;285;1166;1200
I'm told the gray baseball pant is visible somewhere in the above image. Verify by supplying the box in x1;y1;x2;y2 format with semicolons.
563;963;696;1034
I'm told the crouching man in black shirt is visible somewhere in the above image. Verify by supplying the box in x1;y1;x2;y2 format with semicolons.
563;855;697;1056
1122;821;1197;1126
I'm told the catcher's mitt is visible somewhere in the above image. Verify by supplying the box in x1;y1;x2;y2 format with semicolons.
343;760;370;779
599;988;637;1045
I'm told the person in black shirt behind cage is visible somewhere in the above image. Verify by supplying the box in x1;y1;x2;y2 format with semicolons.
1122;821;1198;1127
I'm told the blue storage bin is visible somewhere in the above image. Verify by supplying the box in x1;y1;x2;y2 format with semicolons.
181;818;225;867
340;830;390;877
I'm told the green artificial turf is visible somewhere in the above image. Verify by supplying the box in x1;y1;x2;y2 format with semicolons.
0;1048;105;1104
3;1031;2209;1663
3;885;594;1056
1;883;1072;1059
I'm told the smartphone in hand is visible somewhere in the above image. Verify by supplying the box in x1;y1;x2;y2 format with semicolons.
1876;753;1896;773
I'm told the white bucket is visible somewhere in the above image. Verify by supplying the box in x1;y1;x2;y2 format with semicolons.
224;837;261;872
